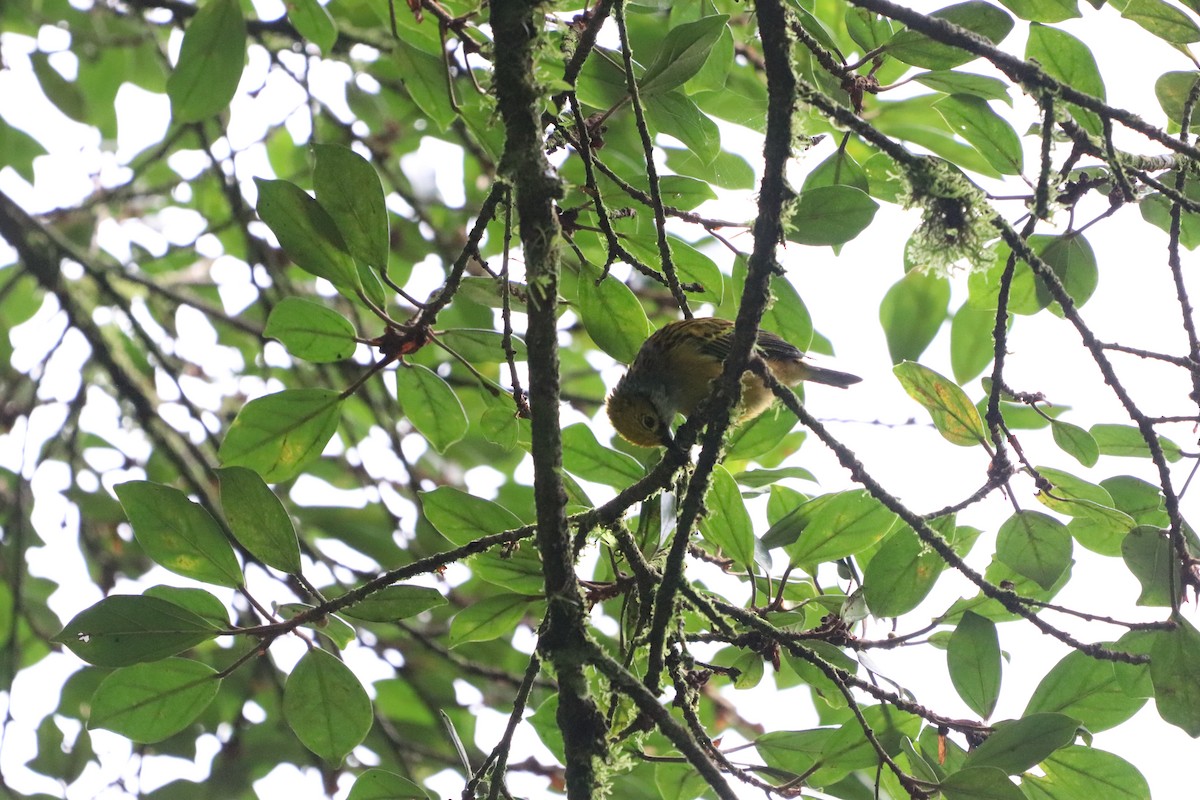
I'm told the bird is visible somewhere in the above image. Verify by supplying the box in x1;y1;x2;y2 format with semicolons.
606;317;860;447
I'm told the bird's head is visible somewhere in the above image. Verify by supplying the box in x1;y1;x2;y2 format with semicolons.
606;387;673;448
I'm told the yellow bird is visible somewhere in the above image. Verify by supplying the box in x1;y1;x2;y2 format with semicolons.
606;317;860;447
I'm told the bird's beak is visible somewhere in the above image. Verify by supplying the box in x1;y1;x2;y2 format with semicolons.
659;426;674;448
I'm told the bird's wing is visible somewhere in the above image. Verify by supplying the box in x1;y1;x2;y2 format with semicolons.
694;322;803;363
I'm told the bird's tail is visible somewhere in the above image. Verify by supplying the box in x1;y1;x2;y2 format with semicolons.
801;363;862;388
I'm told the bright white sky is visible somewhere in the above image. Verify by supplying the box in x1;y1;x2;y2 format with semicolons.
2;0;1200;798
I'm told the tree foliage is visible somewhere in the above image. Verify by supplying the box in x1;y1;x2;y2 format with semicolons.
2;0;1200;798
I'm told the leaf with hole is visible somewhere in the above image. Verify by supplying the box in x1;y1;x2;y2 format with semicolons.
53;595;218;667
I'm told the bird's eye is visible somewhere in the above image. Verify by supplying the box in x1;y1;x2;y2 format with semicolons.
640;413;658;431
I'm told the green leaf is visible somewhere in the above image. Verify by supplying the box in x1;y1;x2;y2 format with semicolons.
792;4;846;63
1122;0;1200;43
725;404;800;462
639;14;730;97
996;511;1072;591
969;241;1045;314
313;144;390;269
780;642;858;710
472;547;545;594
342;586;447;623
1051;419;1099;467
1090;423;1183;461
218;388;344;482
645;89;721;163
115;481;243;588
711;644;764;690
1026;23;1105;135
879;270;950;363
655;761;712;800
562;423;644;489
886;2;1015;69
437;329;527;363
480;404;521;450
395;364;469;453
264;297;358;363
1035;468;1133;535
1141;173;1200;247
698;465;757;571
663;146;755;190
656;175;718;210
940;766;1025;799
1033;234;1098;312
1155;72;1200;131
576;46;633;110
948;611;1001;718
347;769;435;800
621;234;723;306
785;489;899;565
1025;650;1148;732
846;8;897;52
393;42;456;131
803;149;870;193
787;185;879;246
283;648;373;763
1103;475;1168;525
818;704;922;776
578;264;651;363
528;695;565;762
1121;526;1176;606
89;658;220;743
934;94;1023;174
274;603;354;649
994;0;1080;23
216;466;302;573
0;109;48;183
893;361;988;446
762;493;836;550
864;519;951;617
421;487;525;546
448;594;540;647
755;728;832;775
671;238;725;305
913;70;1012;104
761;271;814;353
167;0;245;123
735;466;817;488
286;0;337;54
144;586;229;629
30;53;86;122
964;712;1080;773
1022;746;1151;800
254;178;359;289
1149;617;1200;736
52;595;218;667
950;301;998;383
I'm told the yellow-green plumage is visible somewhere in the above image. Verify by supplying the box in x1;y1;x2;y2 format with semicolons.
606;318;860;447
